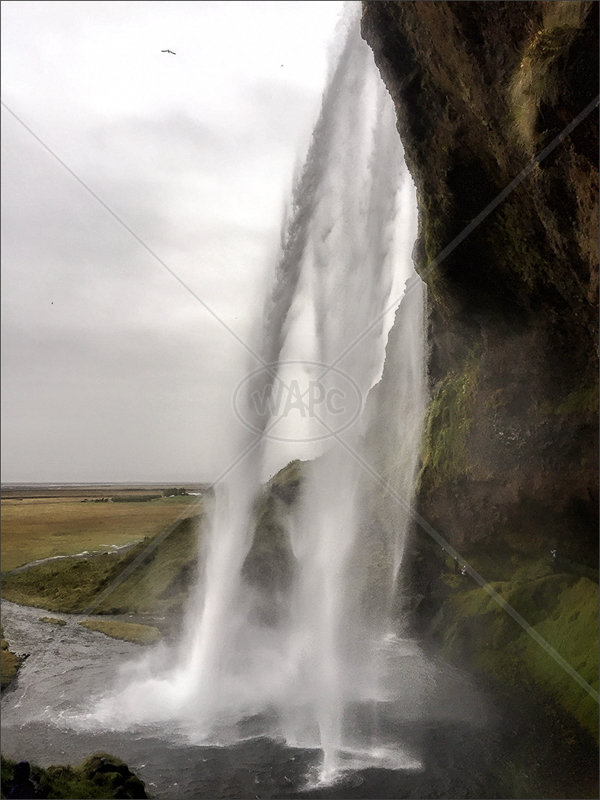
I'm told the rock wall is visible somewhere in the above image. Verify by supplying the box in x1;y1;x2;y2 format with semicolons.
361;1;598;737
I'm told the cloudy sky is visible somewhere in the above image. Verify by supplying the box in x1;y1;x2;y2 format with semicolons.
1;0;349;484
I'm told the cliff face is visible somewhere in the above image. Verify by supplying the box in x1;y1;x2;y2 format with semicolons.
361;1;598;736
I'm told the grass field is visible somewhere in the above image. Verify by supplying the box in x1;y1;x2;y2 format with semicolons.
1;494;200;572
79;619;161;645
1;514;202;618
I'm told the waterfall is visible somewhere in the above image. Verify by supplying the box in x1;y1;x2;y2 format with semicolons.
93;10;426;782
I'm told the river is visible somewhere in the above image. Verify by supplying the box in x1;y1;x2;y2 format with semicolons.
3;599;596;799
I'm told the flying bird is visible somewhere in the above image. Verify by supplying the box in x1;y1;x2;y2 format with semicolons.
161;49;176;55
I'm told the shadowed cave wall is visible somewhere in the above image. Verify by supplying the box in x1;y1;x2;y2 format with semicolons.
361;0;598;738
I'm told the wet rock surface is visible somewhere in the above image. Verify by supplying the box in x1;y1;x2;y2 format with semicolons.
2;600;597;798
361;0;598;738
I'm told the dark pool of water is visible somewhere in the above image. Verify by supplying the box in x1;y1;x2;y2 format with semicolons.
1;601;597;799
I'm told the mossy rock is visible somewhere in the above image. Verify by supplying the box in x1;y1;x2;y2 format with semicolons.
507;577;599;739
242;460;306;594
1;626;22;692
510;4;592;152
81;753;146;798
436;569;598;740
242;493;294;591
419;351;480;491
1;752;147;799
268;458;304;505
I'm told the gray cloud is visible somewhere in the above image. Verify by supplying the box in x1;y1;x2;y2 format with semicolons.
1;1;344;482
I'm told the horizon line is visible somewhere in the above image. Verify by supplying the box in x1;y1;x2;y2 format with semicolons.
1;480;215;487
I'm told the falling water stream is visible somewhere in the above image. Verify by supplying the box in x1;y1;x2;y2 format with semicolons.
8;8;429;779
3;12;598;799
84;16;425;780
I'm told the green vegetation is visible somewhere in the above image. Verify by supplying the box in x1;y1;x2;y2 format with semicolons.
490;200;548;290
419;352;480;490
39;617;67;626
433;560;599;741
534;377;599;418
267;459;304;504
79;619;161;645
1;515;201;618
1;494;198;572
241;460;304;592
1;752;147;799
511;2;589;150
242;493;294;592
555;380;599;415
510;577;599;736
1;626;21;692
1;464;302;620
111;495;161;502
91;514;200;616
162;487;189;497
2;553;136;614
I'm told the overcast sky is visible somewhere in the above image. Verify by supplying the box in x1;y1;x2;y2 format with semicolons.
1;0;349;484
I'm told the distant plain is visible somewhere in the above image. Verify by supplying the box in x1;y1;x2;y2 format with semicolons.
1;487;201;572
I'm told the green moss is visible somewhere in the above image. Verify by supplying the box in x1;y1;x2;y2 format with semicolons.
241;460;305;593
491;201;548;290
534;378;599;419
44;764;110;799
503;573;577;625
484;388;507;411
1;555;129;614
511;5;587;150
78;619;161;645
242;493;294;591
39;616;67;626
509;557;556;583
420;351;480;490
556;381;599;414
1;626;21;692
1;752;147;799
440;573;463;590
437;569;599;740
1;755;14;792
508;578;599;739
419;196;454;313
